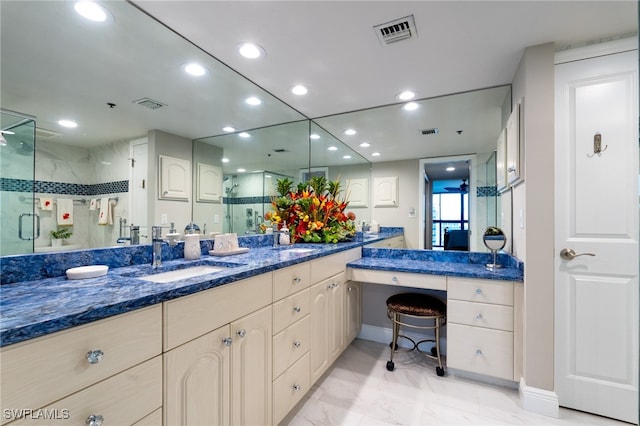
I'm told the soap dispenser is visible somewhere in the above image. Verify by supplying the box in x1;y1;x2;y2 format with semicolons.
279;222;290;245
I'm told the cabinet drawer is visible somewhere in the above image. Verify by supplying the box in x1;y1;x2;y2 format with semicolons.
447;299;514;331
273;288;310;334
447;323;514;380
164;274;272;350
133;408;162;425
273;263;311;302
349;269;446;291
273;315;310;378
10;356;162;426
0;305;162;420
273;352;310;425
447;277;514;306
311;251;346;282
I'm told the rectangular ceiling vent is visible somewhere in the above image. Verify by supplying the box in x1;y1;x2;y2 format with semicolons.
133;97;167;110
421;128;439;136
35;127;62;139
374;15;417;46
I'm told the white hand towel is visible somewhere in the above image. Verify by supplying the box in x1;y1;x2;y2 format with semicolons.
98;197;113;225
89;199;98;211
56;199;74;225
40;197;53;211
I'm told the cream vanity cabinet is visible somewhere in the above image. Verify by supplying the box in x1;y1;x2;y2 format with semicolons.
0;305;162;426
365;235;405;248
447;277;523;381
163;274;273;426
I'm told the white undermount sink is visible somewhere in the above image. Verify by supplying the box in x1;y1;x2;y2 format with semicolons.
273;247;316;254
138;265;228;283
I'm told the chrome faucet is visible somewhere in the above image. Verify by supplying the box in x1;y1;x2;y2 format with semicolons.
151;226;164;268
272;223;280;248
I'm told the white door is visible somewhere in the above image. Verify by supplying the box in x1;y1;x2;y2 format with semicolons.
555;48;638;424
130;138;148;243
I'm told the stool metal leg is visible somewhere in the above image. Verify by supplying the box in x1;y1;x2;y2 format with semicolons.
386;311;399;371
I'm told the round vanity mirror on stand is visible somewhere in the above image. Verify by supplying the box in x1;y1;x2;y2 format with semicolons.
483;226;506;270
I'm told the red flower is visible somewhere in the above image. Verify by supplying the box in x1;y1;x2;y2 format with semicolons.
62;213;70;220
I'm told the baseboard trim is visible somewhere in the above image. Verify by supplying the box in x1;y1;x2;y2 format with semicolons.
519;377;559;418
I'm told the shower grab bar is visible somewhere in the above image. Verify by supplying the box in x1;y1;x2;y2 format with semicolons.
18;213;40;241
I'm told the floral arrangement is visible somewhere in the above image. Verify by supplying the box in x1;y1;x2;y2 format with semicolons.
265;176;356;243
50;227;72;239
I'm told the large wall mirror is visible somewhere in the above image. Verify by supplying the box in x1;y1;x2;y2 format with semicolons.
0;1;330;255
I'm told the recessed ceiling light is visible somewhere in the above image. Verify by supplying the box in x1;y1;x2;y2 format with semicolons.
309;133;320;140
245;96;262;106
237;42;265;59
342;155;352;159
328;146;338;151
239;132;250;138
221;158;230;163
397;90;415;101
58;119;78;128
237;168;246;173
446;166;455;172
359;142;370;148
74;1;110;22
344;129;356;136
291;85;308;96
371;152;381;157
403;102;419;111
183;63;207;76
222;126;235;133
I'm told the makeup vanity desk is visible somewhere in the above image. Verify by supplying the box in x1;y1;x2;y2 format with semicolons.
347;247;524;382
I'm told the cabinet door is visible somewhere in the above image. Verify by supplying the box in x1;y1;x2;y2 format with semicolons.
159;155;191;200
373;176;398;207
231;306;272;426
506;102;521;185
164;325;230;426
344;281;362;347
196;163;222;202
309;273;344;383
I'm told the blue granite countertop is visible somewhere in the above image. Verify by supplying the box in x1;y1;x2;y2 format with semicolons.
348;248;524;282
0;227;522;347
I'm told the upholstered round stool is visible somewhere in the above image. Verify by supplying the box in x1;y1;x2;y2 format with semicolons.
386;292;446;376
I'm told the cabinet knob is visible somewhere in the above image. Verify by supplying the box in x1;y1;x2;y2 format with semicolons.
222;337;233;346
347;286;353;292
293;276;302;284
475;313;483;320
86;349;104;365
293;384;302;392
327;282;339;289
392;276;398;282
475;349;483;356
475;288;483;295
293;341;301;348
293;306;302;313
86;414;104;426
236;329;246;338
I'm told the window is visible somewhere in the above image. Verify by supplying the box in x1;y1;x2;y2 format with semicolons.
432;192;468;248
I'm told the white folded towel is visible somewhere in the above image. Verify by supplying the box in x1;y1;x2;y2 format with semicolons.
56;199;73;225
89;199;98;211
40;197;53;211
98;197;113;225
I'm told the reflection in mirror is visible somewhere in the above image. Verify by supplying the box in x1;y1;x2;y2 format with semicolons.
0;1;306;254
483;226;506;269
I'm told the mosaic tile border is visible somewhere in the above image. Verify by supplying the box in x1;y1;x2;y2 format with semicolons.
1;178;129;196
476;185;499;197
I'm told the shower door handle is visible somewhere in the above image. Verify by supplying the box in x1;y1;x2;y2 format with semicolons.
19;213;40;240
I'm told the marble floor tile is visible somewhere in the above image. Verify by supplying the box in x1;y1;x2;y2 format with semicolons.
282;339;630;426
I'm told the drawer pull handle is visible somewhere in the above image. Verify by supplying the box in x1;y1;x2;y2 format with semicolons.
293;306;302;313
236;329;246;338
475;288;483;295
293;384;302;392
475;349;483;356
86;414;104;426
293;276;302;283
86;349;104;364
392;276;398;282
475;313;483;320
327;282;339;289
222;337;233;346
293;341;301;348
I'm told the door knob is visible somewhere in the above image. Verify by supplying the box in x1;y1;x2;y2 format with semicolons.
560;248;596;260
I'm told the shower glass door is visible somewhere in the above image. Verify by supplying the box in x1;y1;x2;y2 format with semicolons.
1;111;36;256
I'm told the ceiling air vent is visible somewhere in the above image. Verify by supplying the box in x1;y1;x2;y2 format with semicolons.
421;128;439;136
374;15;417;46
133;97;166;110
35;127;62;139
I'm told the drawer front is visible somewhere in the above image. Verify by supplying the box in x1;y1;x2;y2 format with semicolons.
0;305;162;420
273;263;311;302
447;323;514;380
164;274;272;350
273;315;310;378
311;251;345;283
273;352;310;425
133;408;162;425
349;269;447;291
447;277;514;306
272;288;310;334
447;299;514;331
10;356;162;426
